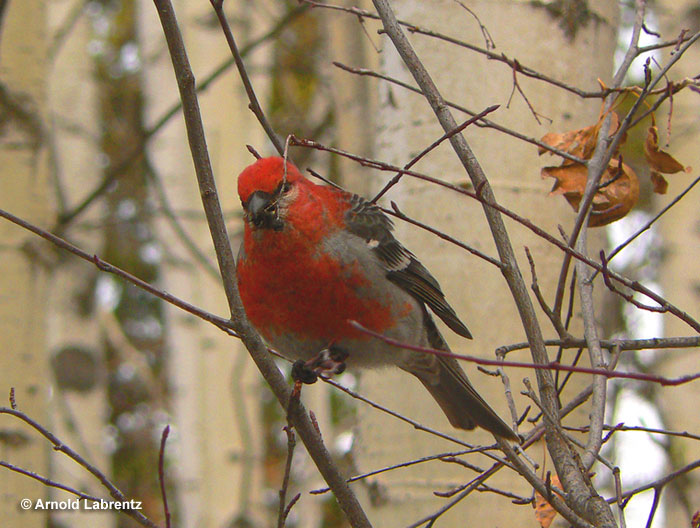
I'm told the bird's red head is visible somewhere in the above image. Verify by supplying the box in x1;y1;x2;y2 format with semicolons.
237;156;346;235
237;157;305;204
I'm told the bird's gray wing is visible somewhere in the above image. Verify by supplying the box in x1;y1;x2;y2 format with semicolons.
342;192;472;339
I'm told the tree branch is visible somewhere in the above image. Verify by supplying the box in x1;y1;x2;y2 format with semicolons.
151;1;371;525
370;1;616;525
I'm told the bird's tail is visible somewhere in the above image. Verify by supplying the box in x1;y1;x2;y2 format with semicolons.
415;355;519;441
408;311;519;442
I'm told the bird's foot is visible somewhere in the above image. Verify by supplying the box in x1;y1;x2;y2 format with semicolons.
291;346;349;385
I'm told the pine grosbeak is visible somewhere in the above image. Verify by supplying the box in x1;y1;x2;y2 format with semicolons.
236;157;517;440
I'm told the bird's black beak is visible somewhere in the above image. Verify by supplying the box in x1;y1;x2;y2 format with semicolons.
244;190;284;231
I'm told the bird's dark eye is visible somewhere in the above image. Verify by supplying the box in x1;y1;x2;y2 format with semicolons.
278;181;292;194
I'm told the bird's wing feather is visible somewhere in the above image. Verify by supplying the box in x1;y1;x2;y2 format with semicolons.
342;191;472;339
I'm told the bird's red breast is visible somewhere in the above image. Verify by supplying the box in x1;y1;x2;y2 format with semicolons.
236;158;397;343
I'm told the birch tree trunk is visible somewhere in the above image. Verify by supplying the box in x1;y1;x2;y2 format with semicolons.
45;1;110;527
0;0;51;525
354;1;618;525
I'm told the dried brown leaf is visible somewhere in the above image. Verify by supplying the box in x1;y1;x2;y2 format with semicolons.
589;161;639;227
644;125;688;174
539;111;621;159
542;162;588;202
650;170;669;195
542;160;639;227
539;126;593;158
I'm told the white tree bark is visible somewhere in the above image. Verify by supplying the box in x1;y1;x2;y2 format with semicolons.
44;1;111;527
0;0;51;526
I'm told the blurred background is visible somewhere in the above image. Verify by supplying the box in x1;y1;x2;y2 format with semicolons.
1;1;698;527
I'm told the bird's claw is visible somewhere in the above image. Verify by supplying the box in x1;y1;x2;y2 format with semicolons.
292;360;319;384
291;346;349;385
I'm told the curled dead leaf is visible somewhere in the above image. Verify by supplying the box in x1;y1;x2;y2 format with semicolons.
542;159;639;227
539;125;597;158
644;125;689;174
650;170;669;195
542;162;588;205
539;112;621;159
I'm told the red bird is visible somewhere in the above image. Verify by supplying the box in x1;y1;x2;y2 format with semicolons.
236;157;517;441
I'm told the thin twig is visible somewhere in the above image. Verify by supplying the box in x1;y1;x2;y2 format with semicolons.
278;425;297;528
387;202;502;268
350;320;700;386
644;487;662;528
596;173;700;277
612;458;700;503
371;104;500;202
158;425;171;528
0;206;235;333
310;448;482;495
0;406;158;527
497;335;700;355
506;59;549;124
145;160;219;279
322;379;500;453
332;61;586;164
612;467;627;528
0;460;103;503
565;423;700;443
405;462;505;528
524;247;570;339
209;0;284;155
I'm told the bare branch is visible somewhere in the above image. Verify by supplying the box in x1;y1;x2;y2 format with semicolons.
612;467;627;528
371;104;500;202
311;448;483;495
0;461;103;503
350;320;700;387
387;202;503;268
151;1;371;525
599;173;700;274
332;61;587;164
277;425;297;528
497;335;700;355
0;206;235;332
575;227;607;472
524;247;570;339
613;459;700;503
0;405;159;528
